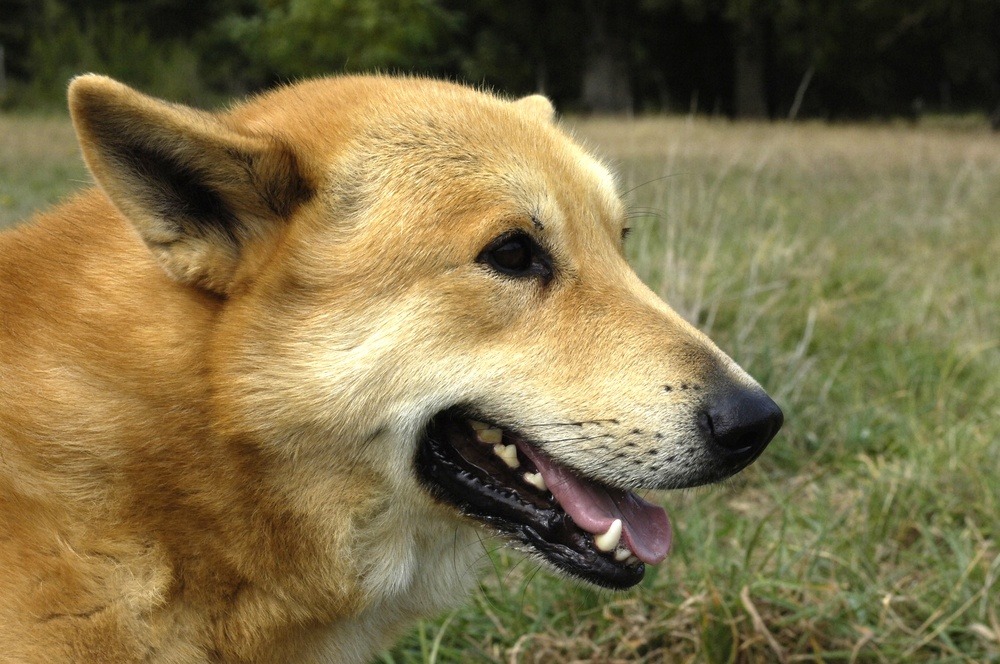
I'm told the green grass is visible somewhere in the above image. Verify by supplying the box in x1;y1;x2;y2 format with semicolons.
3;113;998;662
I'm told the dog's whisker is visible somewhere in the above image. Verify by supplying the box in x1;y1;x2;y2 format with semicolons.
626;206;664;216
621;171;684;197
521;563;545;597
515;562;546;615
450;525;466;578
626;212;666;223
472;531;508;582
502;553;530;586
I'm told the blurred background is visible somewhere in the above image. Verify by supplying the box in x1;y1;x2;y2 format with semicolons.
1;0;999;122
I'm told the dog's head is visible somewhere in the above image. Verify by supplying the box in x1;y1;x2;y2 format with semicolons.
69;75;781;590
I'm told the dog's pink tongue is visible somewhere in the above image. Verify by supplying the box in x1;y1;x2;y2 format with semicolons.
517;443;672;565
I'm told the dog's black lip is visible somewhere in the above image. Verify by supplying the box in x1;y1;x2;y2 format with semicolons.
414;409;645;590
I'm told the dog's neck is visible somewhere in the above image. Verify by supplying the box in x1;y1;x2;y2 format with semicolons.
203;432;484;661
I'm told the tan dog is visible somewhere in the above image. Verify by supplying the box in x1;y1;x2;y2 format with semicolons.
0;75;781;662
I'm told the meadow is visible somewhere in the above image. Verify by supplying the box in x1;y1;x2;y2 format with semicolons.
2;113;998;662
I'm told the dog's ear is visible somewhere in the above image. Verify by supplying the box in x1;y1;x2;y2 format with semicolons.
69;75;312;295
514;94;556;123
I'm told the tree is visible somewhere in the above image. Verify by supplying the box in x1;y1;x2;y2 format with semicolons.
642;0;774;117
222;0;461;81
443;0;582;101
445;0;642;113
579;0;636;113
0;0;41;80
728;0;771;117
3;0;999;118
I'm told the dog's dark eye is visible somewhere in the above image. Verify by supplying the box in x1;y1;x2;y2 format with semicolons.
478;231;552;281
491;236;531;271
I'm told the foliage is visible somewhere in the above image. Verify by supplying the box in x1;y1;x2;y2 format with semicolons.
1;0;216;108
441;1;586;103
219;0;461;82
1;0;999;116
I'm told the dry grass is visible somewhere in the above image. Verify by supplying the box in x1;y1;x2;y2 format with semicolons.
0;114;90;228
1;112;997;662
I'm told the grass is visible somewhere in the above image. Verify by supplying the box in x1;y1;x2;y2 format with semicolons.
2;113;998;662
0;114;90;225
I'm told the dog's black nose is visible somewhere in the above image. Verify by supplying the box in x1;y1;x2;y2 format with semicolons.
700;387;783;457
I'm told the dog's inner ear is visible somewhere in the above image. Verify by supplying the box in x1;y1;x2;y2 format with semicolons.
68;75;313;295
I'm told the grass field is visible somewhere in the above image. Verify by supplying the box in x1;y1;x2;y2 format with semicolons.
2;113;998;662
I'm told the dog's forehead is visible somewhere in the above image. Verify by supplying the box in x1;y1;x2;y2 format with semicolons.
245;77;626;244
354;98;625;236
534;150;624;235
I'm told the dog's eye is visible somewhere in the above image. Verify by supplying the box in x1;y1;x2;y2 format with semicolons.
478;231;552;281
491;236;531;271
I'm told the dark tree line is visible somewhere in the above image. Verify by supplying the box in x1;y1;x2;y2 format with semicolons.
2;0;999;120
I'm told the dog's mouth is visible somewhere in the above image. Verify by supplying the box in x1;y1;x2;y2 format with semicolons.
415;409;672;589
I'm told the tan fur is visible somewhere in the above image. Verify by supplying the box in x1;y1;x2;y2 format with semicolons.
0;75;767;662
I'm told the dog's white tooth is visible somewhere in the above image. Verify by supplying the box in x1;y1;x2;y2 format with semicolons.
493;444;519;468
523;471;547;491
614;546;631;562
594;519;623;552
627;554;640;565
477;428;503;444
469;420;490;431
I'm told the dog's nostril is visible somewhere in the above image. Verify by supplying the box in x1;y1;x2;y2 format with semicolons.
699;388;783;456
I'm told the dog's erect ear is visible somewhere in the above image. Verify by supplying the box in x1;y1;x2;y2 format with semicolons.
514;94;556;123
68;75;312;294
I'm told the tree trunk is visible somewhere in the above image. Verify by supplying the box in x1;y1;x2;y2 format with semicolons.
734;15;768;118
580;1;632;114
0;44;6;100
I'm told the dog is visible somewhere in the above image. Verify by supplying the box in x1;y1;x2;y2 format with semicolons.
0;75;782;662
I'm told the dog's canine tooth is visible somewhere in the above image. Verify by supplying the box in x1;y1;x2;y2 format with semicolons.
493;444;519;468
468;420;490;431
477;428;503;444
523;471;547;491
613;546;631;562
594;519;623;552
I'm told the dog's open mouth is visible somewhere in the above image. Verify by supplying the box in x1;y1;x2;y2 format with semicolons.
415;409;672;589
